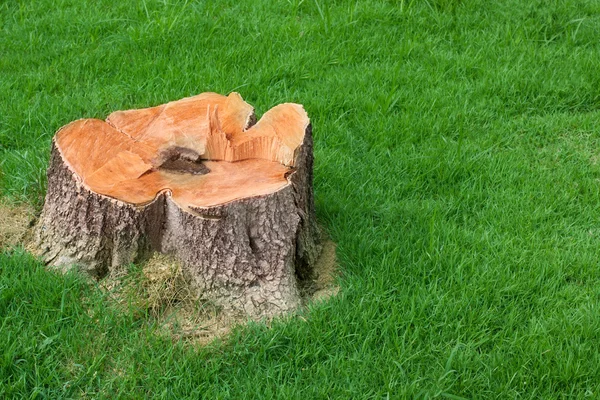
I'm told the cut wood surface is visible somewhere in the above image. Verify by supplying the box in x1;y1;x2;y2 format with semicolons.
33;92;321;318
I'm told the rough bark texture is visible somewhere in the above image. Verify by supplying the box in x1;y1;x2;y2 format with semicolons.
33;106;320;317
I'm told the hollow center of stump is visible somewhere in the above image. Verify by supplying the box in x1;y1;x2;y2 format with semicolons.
157;147;210;175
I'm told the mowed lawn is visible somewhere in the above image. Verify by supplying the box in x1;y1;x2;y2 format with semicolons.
3;0;600;397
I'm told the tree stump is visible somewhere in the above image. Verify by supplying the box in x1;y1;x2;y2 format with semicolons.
33;92;321;317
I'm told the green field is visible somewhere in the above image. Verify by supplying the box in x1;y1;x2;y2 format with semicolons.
3;0;600;397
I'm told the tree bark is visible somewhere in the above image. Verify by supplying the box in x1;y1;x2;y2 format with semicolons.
33;93;321;318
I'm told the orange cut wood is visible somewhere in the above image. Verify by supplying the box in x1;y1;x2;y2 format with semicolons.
57;93;309;207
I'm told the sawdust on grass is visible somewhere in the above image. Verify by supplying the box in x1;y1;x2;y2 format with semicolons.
100;252;236;345
0;202;35;249
101;239;340;346
309;239;340;301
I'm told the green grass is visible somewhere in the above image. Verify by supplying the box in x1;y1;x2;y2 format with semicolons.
3;0;600;397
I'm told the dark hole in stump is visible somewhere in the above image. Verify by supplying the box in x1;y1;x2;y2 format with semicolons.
157;146;210;175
